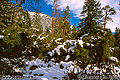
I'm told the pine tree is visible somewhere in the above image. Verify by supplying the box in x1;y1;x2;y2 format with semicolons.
78;0;103;64
102;5;116;35
54;0;61;27
51;0;62;37
62;6;71;38
51;0;56;36
0;1;32;46
0;1;32;58
54;0;63;37
78;0;103;36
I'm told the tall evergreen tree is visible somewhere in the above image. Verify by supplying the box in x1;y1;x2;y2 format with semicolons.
51;0;56;36
0;1;32;58
78;0;103;64
78;0;103;36
102;5;116;35
54;0;63;37
51;0;62;36
77;0;115;65
62;6;71;38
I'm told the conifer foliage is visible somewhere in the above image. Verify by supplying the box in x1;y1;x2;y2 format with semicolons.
78;0;103;64
0;1;32;58
0;1;32;46
62;6;71;38
77;0;118;65
114;27;120;60
102;5;116;35
0;0;119;77
78;0;103;36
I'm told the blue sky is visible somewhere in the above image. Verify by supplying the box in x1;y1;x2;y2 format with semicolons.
9;0;80;27
9;0;120;32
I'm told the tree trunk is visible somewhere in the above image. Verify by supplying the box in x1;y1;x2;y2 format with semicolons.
103;12;107;36
51;0;56;36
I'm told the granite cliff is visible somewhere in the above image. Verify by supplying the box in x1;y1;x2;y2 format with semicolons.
28;12;52;32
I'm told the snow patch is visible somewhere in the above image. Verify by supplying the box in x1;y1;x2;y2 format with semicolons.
65;55;70;61
47;52;54;56
78;40;84;47
55;38;63;44
109;57;119;63
25;59;77;80
0;35;4;38
54;45;67;55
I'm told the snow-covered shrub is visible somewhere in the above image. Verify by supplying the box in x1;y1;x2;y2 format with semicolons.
0;57;28;76
46;38;91;70
46;39;85;63
24;59;80;80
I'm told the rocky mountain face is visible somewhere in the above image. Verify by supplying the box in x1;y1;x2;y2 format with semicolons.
28;12;52;32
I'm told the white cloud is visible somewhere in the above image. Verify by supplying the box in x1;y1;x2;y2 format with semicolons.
46;0;120;32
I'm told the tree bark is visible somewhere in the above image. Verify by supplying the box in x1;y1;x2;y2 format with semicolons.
103;12;107;36
51;0;56;36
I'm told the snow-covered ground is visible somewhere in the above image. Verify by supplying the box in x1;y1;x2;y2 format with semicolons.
23;58;120;80
0;56;120;80
0;36;120;80
24;59;76;80
23;37;120;79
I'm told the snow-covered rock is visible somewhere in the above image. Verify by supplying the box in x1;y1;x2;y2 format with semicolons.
28;12;52;32
109;57;119;63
